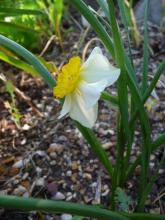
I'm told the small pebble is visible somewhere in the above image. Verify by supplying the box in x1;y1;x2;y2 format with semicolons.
102;142;113;150
150;154;155;160
13;159;29;169
36;167;42;174
13;185;27;195
22;173;29;180
71;161;78;170
22;124;31;131
61;214;72;220
50;160;56;165
66;170;72;177
150;162;155;168
13;179;19;185
158;169;164;174
50;152;57;159
36;178;45;187
53;192;65;200
48;143;64;154
83;173;92;180
66;192;73;201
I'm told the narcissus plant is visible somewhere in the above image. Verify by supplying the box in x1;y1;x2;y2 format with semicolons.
53;47;120;128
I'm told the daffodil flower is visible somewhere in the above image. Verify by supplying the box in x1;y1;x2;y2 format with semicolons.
53;47;120;128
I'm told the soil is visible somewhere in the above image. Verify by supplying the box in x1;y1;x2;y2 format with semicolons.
0;5;165;220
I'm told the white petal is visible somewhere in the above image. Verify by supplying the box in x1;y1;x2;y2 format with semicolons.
78;80;107;108
69;92;98;128
59;95;72;119
80;47;120;86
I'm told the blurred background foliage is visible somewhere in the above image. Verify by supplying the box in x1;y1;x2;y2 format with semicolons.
0;0;65;49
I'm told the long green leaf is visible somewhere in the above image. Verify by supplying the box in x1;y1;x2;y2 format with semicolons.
0;195;129;220
0;195;164;220
106;1;131;207
0;8;45;16
0;34;55;88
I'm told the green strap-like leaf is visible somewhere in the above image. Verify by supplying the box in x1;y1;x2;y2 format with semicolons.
0;34;55;88
0;195;129;220
0;8;45;16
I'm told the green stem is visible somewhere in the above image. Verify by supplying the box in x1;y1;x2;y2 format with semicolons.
101;91;119;105
111;115;125;209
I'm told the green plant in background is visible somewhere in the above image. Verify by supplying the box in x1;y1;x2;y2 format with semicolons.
0;1;46;49
115;187;132;212
0;0;65;49
0;0;165;220
37;0;64;47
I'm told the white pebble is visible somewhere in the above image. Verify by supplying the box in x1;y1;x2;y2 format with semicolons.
36;178;45;187
53;192;65;200
61;214;72;220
